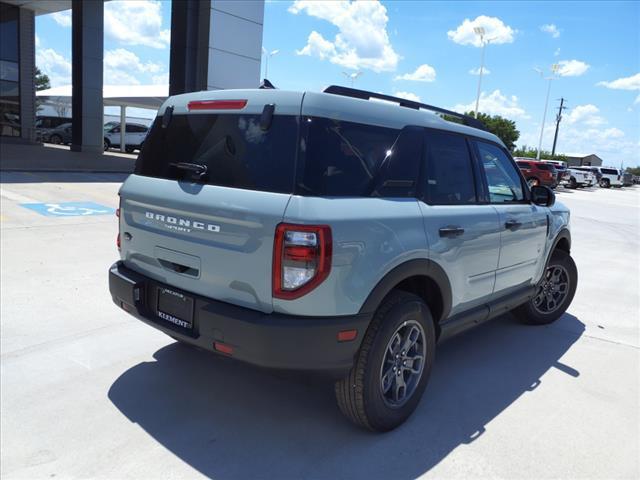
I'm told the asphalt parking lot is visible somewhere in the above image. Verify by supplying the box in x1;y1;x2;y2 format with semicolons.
1;172;639;479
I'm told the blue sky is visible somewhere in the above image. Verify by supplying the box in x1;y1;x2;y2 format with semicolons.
35;1;639;166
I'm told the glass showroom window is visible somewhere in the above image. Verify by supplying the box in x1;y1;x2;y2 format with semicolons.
0;3;21;137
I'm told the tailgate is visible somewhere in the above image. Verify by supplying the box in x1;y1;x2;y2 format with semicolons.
119;176;289;313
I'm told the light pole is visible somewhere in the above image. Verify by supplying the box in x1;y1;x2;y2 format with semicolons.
342;71;362;87
262;48;279;79
535;64;560;160
473;27;493;118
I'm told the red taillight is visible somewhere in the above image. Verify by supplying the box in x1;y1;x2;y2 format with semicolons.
116;199;121;250
273;223;332;300
187;99;247;111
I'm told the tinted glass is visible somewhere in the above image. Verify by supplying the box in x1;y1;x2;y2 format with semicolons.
298;117;419;197
536;163;552;170
476;141;524;203
601;168;618;175
424;131;476;205
136;114;298;193
516;161;531;168
0;4;19;63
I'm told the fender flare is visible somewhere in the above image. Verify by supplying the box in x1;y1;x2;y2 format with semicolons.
544;228;571;269
358;259;452;322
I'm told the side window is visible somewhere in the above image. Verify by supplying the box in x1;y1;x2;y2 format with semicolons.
516;161;530;169
475;141;524;203
423;130;476;205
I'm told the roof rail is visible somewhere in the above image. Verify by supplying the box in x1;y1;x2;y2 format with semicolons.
323;85;487;131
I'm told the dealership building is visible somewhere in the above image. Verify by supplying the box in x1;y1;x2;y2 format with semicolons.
0;0;264;153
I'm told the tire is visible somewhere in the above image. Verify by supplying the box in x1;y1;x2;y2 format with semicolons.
125;146;135;153
514;249;577;325
600;178;610;188
335;291;436;432
103;139;111;151
527;177;540;187
49;134;62;145
568;177;578;189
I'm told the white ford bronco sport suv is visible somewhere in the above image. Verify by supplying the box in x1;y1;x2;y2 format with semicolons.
109;86;578;431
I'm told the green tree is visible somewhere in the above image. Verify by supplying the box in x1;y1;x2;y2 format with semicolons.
626;166;640;176
512;145;568;162
35;67;50;91
467;111;520;151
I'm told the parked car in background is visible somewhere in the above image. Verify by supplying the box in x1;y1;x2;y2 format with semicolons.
622;171;633;187
541;160;569;182
514;159;558;188
103;123;149;153
36;115;72;142
45;122;73;145
564;167;596;188
574;166;623;188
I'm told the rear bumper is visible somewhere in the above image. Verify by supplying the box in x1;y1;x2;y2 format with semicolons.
109;261;370;374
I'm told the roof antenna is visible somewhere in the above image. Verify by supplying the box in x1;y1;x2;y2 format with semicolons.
259;79;276;89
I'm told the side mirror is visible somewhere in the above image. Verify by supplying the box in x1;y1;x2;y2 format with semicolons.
531;185;555;207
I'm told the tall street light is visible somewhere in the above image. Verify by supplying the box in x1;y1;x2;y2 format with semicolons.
535;63;560;160
473;27;494;118
342;71;363;87
262;48;279;79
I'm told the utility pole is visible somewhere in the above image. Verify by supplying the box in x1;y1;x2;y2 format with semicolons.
551;97;567;156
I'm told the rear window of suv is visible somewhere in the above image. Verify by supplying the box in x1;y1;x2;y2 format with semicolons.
135;114;298;193
601;168;618;175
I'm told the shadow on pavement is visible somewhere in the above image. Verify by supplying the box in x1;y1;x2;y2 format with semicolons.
108;312;584;480
0;171;129;184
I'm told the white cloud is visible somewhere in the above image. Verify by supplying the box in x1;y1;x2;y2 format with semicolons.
104;0;170;49
452;90;528;118
35;34;40;47
635;94;640;105
290;0;400;72
51;11;72;27
104;48;164;85
394;91;421;102
556;60;590;77
297;31;336;59
469;67;491;75
519;104;638;165
394;64;436;82
540;24;560;38
564;104;605;126
152;73;169;85
36;48;72;86
447;15;515;47
554;48;561;57
597;72;640;90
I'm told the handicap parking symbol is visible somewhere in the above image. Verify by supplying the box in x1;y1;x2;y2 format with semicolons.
20;202;116;217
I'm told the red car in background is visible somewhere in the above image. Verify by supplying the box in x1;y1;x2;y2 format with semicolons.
515;159;558;188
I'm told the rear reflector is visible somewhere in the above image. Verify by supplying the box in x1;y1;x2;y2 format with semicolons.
214;342;234;355
188;99;247;111
337;330;358;342
116;233;121;250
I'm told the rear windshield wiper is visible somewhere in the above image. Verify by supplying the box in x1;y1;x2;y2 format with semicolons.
169;162;208;179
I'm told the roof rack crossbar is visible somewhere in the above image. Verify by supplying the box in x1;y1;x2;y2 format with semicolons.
322;85;487;130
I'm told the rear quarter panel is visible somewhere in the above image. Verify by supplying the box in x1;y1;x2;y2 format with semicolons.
276;197;427;316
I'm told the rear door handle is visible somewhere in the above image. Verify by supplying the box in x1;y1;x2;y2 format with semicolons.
505;219;522;231
439;226;465;238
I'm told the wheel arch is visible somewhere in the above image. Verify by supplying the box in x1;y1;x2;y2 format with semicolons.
358;259;452;332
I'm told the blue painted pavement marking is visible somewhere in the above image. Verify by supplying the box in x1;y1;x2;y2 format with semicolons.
20;202;115;217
